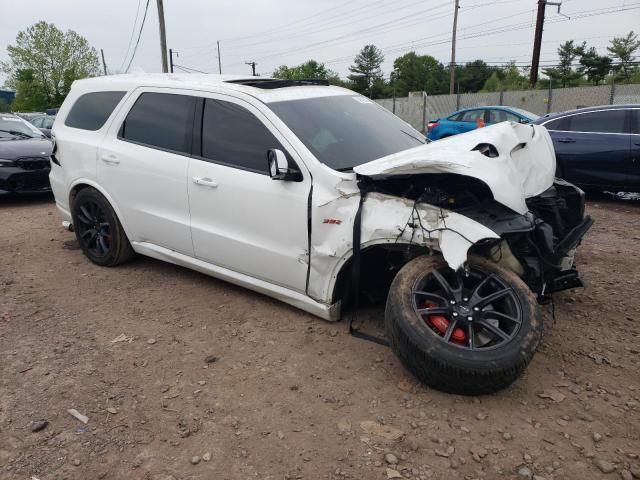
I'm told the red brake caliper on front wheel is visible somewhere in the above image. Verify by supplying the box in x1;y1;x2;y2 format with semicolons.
422;302;467;345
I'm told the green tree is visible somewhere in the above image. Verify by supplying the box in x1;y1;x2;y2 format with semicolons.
578;46;612;85
389;52;447;97
11;69;48;111
542;40;582;87
348;44;384;97
456;60;493;93
1;21;100;108
272;60;340;84
607;31;640;82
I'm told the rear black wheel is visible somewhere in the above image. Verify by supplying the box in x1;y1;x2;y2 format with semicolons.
385;255;542;395
71;188;135;267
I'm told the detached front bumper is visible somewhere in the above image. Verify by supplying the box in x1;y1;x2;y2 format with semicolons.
0;164;51;195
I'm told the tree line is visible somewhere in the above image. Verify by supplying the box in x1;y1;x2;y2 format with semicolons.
273;31;640;99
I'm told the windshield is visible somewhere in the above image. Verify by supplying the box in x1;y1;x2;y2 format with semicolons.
0;115;43;139
268;95;425;171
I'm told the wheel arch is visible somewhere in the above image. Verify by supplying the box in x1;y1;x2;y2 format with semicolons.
68;179;133;240
328;239;432;306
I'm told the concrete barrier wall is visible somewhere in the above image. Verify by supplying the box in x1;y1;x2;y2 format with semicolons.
376;83;640;129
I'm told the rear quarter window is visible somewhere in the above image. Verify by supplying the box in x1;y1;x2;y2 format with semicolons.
64;91;126;131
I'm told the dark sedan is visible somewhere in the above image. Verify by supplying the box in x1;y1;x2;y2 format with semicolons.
534;105;639;191
0;114;53;195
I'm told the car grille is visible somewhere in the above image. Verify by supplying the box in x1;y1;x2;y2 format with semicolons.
16;157;50;170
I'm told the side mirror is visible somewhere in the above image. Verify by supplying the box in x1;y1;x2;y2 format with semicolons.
267;149;302;181
519;118;531;124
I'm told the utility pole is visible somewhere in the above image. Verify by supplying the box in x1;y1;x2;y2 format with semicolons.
156;0;169;73
217;40;222;74
245;61;257;76
449;0;460;94
100;49;108;75
530;0;562;86
169;48;178;73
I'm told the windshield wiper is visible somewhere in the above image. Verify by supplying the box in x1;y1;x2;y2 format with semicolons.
0;129;33;139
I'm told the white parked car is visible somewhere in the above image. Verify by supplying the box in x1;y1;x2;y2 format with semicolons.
50;74;592;394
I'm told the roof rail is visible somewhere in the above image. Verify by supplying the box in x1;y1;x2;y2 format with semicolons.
225;78;330;89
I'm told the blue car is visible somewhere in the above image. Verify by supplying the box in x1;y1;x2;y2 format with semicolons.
534;104;640;191
426;106;539;140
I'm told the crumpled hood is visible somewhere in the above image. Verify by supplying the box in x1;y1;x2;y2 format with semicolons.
354;122;556;215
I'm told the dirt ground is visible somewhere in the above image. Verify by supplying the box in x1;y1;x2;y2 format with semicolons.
1;194;639;480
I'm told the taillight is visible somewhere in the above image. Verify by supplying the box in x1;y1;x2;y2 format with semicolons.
427;121;440;132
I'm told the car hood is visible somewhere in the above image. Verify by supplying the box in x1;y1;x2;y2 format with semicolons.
354;122;556;214
0;137;52;160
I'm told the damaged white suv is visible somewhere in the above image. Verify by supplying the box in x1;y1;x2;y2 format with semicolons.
50;75;592;394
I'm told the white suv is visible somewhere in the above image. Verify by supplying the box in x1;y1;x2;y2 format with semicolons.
50;74;592;394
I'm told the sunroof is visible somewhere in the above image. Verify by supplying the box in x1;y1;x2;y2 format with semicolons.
225;78;330;89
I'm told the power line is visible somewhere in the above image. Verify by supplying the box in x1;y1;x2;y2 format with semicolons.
118;0;143;73
125;0;151;73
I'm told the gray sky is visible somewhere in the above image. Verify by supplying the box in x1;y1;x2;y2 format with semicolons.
1;0;639;86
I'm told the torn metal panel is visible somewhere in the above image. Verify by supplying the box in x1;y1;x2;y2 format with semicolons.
306;190;499;303
354;122;556;215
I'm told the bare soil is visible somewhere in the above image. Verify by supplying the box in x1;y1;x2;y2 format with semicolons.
1;194;639;480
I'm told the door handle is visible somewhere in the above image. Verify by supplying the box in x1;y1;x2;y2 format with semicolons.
192;176;218;188
100;154;120;165
557;138;576;144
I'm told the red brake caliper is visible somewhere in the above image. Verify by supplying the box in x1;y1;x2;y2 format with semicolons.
423;302;466;345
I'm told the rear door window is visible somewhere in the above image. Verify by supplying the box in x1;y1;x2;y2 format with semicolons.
65;91;126;130
488;110;520;123
200;98;285;174
566;110;627;134
119;92;196;154
459;110;484;122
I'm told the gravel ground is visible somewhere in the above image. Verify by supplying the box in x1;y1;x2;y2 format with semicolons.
1;194;639;480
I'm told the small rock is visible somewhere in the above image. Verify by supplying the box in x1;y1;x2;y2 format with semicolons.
629;464;640;478
385;453;399;465
533;476;547;480
31;420;48;432
202;452;211;462
476;412;488;420
147;338;157;345
240;449;248;458
405;435;420;451
537;390;566;402
277;431;285;440
106;407;117;414
329;329;338;337
621;470;633;480
577;412;594;422
524;452;533;463
518;465;533;479
503;432;513;441
386;468;403;479
198;381;206;386
190;456;201;465
337;418;352;433
204;355;218;364
593;432;603;443
72;459;81;467
595;460;615;474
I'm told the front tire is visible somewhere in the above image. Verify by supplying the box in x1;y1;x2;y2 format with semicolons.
385;255;542;395
71;188;135;267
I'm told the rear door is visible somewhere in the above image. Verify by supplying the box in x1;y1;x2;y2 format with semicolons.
97;89;196;255
456;109;484;133
544;109;631;188
187;95;310;292
631;108;640;188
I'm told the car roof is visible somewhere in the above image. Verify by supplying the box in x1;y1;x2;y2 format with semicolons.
536;103;640;122
70;74;353;104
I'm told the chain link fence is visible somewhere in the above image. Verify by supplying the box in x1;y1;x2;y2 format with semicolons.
376;83;640;131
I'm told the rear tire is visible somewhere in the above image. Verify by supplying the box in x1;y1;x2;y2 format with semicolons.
71;188;135;267
385;255;542;395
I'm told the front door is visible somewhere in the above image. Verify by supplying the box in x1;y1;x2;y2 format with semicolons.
98;90;196;255
188;96;310;292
